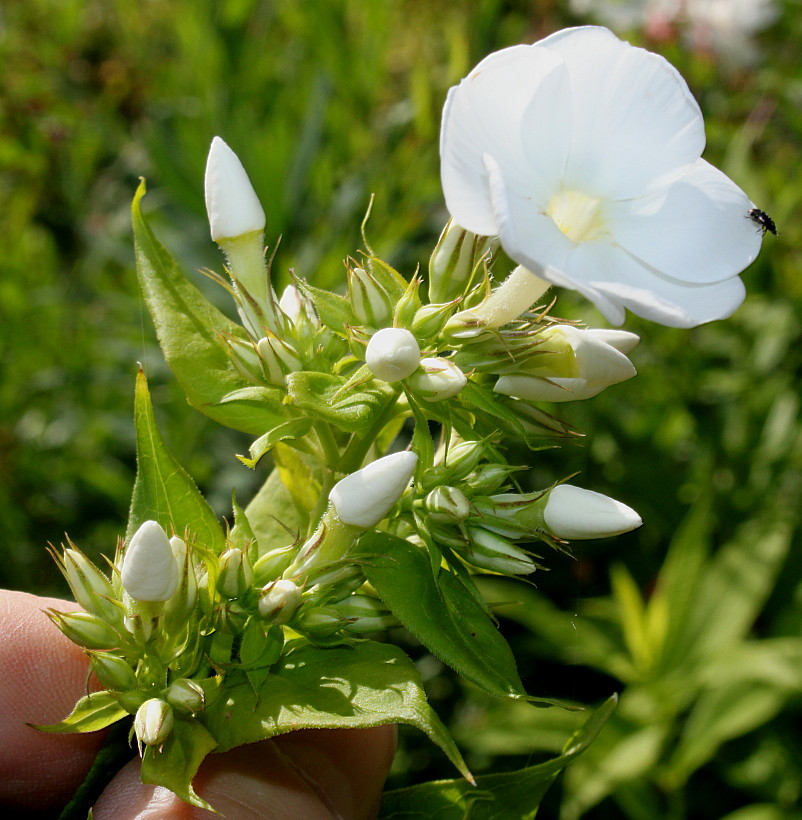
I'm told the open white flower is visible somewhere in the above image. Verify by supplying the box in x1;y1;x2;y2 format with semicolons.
494;324;638;402
440;26;763;328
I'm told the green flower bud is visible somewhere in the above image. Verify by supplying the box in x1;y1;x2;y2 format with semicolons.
217;600;249;633
296;605;344;637
349;266;392;327
88;651;137;690
164;536;198;621
259;579;303;624
464;527;537;575
221;335;264;385
411;302;457;340
48;610;120;650
463;464;517;493
393;276;423;329
428;219;495;304
425;486;471;523
256;333;302;387
134;698;174;749
253;544;297;585
305;564;365;604
61;546;120;624
408;357;467;402
330;594;395;634
438;440;485;479
217;547;254;599
165;678;205;714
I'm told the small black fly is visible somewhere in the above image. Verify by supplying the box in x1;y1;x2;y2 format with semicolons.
747;208;777;236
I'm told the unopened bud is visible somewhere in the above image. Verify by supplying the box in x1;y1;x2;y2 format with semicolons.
165;536;197;618
465;527;536;575
425;486;471;523
256;334;302;386
408;357;467;402
331;594;395;633
62;547;119;623
259;579;303;624
165;678;205;714
349;266;392;327
204;136;265;243
463;464;516;493
330;451;417;529
50;611;120;650
89;651;137;691
217;547;254;599
411;302;457;340
134;699;174;749
253;544;297;584
279;284;318;329
429;220;494;304
365;327;421;382
544;485;642;540
296;605;344;637
121;521;179;602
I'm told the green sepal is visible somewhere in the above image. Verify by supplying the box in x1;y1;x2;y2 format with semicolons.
237;418;314;468
354;531;525;699
294;280;358;334
30;690;128;734
363;256;408;303
204;639;471;781
132;180;284;435
378;695;618;819
216;385;286;408
230;491;258;558
285;371;395;433
141;717;218;812
127;369;225;552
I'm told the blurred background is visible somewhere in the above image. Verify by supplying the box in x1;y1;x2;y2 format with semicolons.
1;0;800;816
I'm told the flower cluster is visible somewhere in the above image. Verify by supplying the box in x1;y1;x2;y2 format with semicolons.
41;25;765;813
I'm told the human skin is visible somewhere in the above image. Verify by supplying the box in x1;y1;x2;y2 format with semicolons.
0;590;396;819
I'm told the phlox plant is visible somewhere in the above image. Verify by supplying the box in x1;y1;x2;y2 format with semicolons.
37;26;767;818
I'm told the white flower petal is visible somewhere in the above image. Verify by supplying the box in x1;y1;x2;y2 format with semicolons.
544;484;642;540
536;27;705;198
440;45;565;234
495;374;593;402
608;159;763;284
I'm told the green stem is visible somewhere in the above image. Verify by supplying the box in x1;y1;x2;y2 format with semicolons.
340;387;403;473
58;718;134;820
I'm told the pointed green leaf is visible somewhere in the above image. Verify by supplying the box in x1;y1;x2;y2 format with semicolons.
141;718;218;811
31;691;128;734
378;695;617;819
132;180;284;435
237;418;314;468
294;279;358;334
203;639;470;780
355;532;525;698
128;369;225;551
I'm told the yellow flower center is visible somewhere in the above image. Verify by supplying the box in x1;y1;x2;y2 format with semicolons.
547;189;607;243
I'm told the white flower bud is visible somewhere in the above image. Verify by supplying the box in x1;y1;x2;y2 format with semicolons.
329;451;418;529
279;284;318;327
259;579;303;624
134;698;174;748
408;357;467;402
204;136;265;242
365;327;421;382
121;521;180;602
494;324;637;402
425;486;472;522
349;266;392;326
544;485;642;540
217;547;254;599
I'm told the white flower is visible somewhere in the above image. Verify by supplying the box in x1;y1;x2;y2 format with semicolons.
365;327;421;382
121;520;179;602
544;484;642;539
204;136;266;242
330;451;418;529
408;357;468;402
440;26;763;327
494;324;638;402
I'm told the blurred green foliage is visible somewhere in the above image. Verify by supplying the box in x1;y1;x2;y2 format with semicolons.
1;0;801;816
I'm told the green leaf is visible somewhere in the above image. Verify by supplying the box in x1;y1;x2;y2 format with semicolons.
141;717;218;811
355;532;525;698
31;691;128;734
285;371;395;433
132;180;284;435
203;639;470;780
230;491;257;555
237;418;314;468
273;442;323;531
127;369;225;552
378;695;617;819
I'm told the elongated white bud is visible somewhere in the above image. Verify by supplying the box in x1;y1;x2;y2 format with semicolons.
204;137;265;242
135;698;174;748
365;327;421;382
121;521;179;602
544;485;642;540
330;451;418;529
